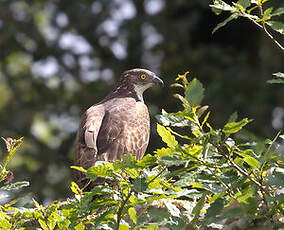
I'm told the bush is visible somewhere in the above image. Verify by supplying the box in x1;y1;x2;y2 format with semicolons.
0;72;283;229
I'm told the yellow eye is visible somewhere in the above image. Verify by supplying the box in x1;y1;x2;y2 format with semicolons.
140;74;146;80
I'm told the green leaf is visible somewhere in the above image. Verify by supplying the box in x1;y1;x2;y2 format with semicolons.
271;7;284;16
0;181;29;191
184;78;204;106
273;72;284;79
236;185;258;214
165;202;180;217
263;7;273;20
137;154;157;168
223;118;250;135
38;219;49;230
119;224;129;230
86;162;113;179
228;112;238;123
203;198;225;225
210;0;237;12
75;222;85;230
132;177;148;192
267;78;284;84
236;151;260;169
267;167;283;188
237;0;251;9
0;219;11;229
157;124;178;147
156;110;190;127
267;72;284;84
70;166;87;173
267;20;284;34
128;207;137;224
191;193;207;225
212;14;239;34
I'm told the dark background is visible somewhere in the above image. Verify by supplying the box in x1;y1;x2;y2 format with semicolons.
0;0;283;202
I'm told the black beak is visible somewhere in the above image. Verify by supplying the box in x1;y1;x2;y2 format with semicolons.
152;76;164;87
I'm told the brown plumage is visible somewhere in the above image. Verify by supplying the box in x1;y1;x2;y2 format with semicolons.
74;68;163;188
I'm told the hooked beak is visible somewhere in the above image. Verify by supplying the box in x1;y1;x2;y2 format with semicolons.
152;76;164;87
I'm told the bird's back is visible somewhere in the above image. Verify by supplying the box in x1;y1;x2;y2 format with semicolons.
74;97;150;186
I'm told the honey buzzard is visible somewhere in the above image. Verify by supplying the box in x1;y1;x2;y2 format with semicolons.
74;68;163;187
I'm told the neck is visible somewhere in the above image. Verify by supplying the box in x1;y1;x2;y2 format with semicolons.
104;82;141;102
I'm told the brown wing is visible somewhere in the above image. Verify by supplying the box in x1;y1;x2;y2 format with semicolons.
74;104;106;184
96;99;150;161
74;98;150;186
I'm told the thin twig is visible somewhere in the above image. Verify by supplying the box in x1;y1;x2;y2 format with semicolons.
254;3;284;52
116;190;132;230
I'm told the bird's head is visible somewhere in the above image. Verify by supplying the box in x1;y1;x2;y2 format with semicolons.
116;68;163;101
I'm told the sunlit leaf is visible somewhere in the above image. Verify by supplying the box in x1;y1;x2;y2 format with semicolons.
128;207;137;224
157;124;178;147
0;181;29;191
223;118;250;135
119;224;129;230
210;0;237;12
75;222;85;230
267;72;284;84
267;20;284;34
38;219;49;230
156;110;190;127
236;151;260;169
185;78;204;106
165;202;180;217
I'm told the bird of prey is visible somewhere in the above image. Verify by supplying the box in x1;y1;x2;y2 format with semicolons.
74;68;163;188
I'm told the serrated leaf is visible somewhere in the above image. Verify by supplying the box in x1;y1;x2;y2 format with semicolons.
157;124;178;147
154;147;174;158
267;20;284;34
137;154;156;167
185;78;204;106
267;167;283;188
0;181;29;191
223;118;250;135
271;7;284;16
212;14;239;34
86;163;113;179
128;207;137;224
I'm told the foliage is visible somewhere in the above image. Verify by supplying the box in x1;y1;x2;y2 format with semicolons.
210;0;284;83
0;73;283;229
0;0;283;201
